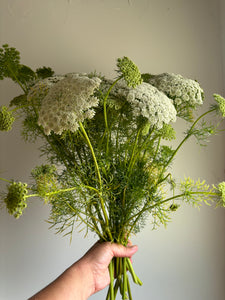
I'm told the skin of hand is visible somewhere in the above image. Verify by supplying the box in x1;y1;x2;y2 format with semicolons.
29;241;138;300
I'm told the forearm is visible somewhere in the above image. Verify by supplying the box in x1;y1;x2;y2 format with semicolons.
29;260;94;300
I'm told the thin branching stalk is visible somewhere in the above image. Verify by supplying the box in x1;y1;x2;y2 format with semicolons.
7;65;27;93
79;122;102;187
127;189;218;235
158;108;217;181
0;177;12;183
78;122;113;240
103;76;122;155
127;128;142;175
63;200;105;240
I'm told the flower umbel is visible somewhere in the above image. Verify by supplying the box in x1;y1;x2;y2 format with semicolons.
0;106;15;131
145;73;204;106
143;73;204;121
38;74;101;135
31;164;58;202
213;94;225;117
117;56;143;88
103;80;177;129
4;181;28;218
127;82;177;128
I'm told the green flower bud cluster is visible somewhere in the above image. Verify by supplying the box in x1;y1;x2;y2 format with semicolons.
169;203;180;211
117;56;143;88
0;106;15;131
4;181;28;218
217;181;225;207
31;164;58;201
213;94;225;117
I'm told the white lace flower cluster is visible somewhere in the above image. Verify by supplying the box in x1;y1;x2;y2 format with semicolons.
147;73;204;107
104;79;177;129
127;82;177;128
38;74;101;135
27;75;65;105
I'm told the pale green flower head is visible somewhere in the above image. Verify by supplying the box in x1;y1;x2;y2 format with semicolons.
0;106;15;131
217;181;225;207
117;56;143;88
4;181;28;218
213;94;225;117
31;164;58;200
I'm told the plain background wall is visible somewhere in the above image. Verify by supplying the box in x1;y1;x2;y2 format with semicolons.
0;0;225;299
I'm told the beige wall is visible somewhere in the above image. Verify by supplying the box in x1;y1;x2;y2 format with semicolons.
0;1;225;299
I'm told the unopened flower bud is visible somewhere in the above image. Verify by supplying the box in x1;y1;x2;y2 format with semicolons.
0;106;15;131
169;203;180;211
4;181;28;218
117;56;143;88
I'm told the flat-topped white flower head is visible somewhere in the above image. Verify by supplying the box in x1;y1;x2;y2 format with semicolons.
38;74;101;135
27;75;65;107
126;82;177;128
101;79;177;129
146;73;204;107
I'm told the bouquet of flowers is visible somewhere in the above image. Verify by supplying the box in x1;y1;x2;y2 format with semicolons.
0;44;225;300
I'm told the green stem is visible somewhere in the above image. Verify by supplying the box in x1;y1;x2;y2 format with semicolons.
25;186;78;199
127;190;218;235
127;127;156;173
109;260;115;300
127;276;132;300
157;191;218;206
103;76;122;155
79;122;113;240
64;200;105;240
158;108;217;180
103;76;122;131
126;258;142;286
79;122;102;188
7;65;27;93
152;136;161;162
127;128;141;175
0;177;12;183
122;258;127;300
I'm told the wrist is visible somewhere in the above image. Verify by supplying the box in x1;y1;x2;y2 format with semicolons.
69;258;95;300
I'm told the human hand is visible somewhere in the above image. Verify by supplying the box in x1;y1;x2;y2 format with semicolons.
77;241;138;297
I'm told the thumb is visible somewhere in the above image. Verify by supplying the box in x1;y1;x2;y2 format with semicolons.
111;243;138;258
